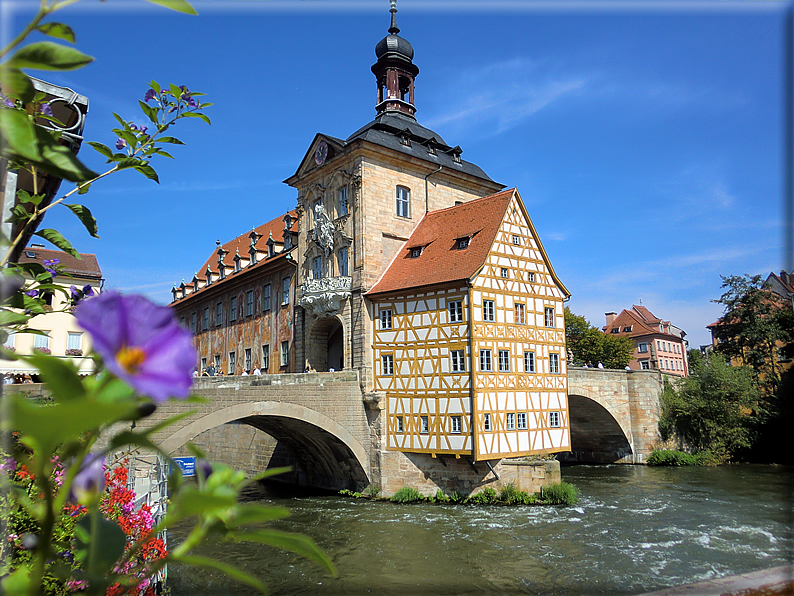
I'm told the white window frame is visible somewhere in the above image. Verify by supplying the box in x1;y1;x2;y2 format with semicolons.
527;272;535;282
498;349;510;372
262;344;270;371
480;349;492;372
550;353;560;374
549;411;561;428
396;186;411;218
506;412;515;431
515;303;525;325
67;332;82;351
524;351;536;373
483;413;492;432
545;307;555;328
245;290;254;316
214;354;221;370
280;341;289;367
451;349;466;372
637;342;648;353
448;300;463;323
512;234;520;245
420;415;429;434
382;354;394;376
337;186;348;217
229;351;236;375
312;256;323;280
483;300;495;322
338;247;349;277
451;415;461;434
380;309;392;330
500;267;509;279
396;416;403;433
245;348;252;373
517;412;528;430
281;277;290;305
640;360;650;370
263;284;271;312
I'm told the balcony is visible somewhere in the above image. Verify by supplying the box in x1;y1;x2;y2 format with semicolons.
299;276;352;316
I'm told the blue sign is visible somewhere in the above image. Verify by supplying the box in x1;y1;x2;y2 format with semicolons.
173;457;196;477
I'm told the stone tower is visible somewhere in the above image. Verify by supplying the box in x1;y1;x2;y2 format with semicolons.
284;0;504;391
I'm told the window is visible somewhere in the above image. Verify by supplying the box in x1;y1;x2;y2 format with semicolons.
201;357;207;371
396;416;403;433
451;350;466;372
382;354;394;375
338;247;349;277
214;354;221;370
410;246;422;258
262;345;270;371
524;351;536;373
230;296;237;321
245;348;252;373
457;237;469;250
506;413;515;431
191;312;197;333
280;341;289;367
515;303;525;325
3;331;15;349
448;300;463;322
380;309;392;330
550;353;560;374
512;234;520;245
544;307;555;328
67;332;82;351
202;308;209;331
498;349;510;372
483;300;495;322
640;360;650;370
637;342;648;353
396;186;411;218
517;412;528;430
312;256;323;280
281;277;290;305
480;349;492;371
337;186;348;217
451;415;461;434
420;416;429;434
623;326;633;332
263;285;271;312
611;328;620;334
527;272;535;282
245;290;254;316
483;413;492;431
216;302;223;326
549;411;561;428
228;351;236;375
500;267;509;279
658;341;664;352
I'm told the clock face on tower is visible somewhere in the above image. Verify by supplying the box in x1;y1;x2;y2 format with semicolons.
314;140;328;165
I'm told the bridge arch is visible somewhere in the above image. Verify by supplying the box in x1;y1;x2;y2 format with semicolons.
565;390;633;464
160;401;370;490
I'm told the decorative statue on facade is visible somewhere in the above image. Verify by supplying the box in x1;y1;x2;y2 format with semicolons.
313;202;334;257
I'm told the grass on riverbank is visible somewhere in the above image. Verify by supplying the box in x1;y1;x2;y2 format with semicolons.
339;481;579;506
646;449;722;466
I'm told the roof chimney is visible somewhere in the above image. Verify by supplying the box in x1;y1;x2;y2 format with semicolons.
605;311;617;326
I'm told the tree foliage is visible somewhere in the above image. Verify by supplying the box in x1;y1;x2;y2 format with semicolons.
564;307;634;369
711;274;794;395
658;351;760;462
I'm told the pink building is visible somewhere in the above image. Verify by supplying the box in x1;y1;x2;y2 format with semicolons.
603;306;689;377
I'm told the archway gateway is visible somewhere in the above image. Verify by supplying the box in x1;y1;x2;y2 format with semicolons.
306;316;344;372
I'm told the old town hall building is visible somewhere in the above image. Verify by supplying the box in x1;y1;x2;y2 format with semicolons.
171;2;571;469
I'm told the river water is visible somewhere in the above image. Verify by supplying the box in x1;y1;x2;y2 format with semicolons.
167;465;793;595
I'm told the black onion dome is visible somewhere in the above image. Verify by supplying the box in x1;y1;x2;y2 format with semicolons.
375;33;414;62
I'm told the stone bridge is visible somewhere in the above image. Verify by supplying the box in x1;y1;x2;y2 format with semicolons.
135;367;664;491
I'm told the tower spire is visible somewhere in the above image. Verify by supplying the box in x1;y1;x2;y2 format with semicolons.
388;0;399;35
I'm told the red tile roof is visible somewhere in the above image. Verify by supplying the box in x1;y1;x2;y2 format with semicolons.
367;189;516;295
196;211;296;277
604;305;682;340
18;246;102;279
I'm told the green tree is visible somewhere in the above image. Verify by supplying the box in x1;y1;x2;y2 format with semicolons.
712;274;794;395
658;351;760;462
564;307;634;369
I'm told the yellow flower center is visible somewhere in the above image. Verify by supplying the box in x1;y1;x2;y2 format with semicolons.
116;346;146;373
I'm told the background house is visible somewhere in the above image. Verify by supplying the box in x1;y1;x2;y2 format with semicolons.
603;305;689;376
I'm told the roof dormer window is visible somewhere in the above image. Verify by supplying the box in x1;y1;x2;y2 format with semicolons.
457;237;469;250
409;246;423;259
400;133;411;147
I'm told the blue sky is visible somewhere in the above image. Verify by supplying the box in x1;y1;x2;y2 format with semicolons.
3;0;790;348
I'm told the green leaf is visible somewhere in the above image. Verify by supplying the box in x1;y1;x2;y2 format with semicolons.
27;353;84;400
33;228;78;257
16;189;43;206
143;0;198;15
138;100;159;125
113;157;141;169
7;41;93;71
78;182;91;195
23;125;98;182
175;556;267;593
0;565;33;594
153;148;174;159
181;112;211;125
0;67;35;103
88;141;112;159
21;294;45;314
227;504;290;527
134;163;159;183
112;112;126;128
157;136;185;145
169;83;183;99
0;107;41;161
119;129;137;148
92;376;135;402
0;310;29;326
150;80;161;93
75;515;126;575
64;204;99;238
36;22;76;43
169;491;237;519
233;529;337;576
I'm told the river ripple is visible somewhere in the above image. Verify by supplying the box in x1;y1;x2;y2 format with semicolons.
167;464;793;595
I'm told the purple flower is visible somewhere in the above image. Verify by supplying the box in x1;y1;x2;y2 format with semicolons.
144;89;156;102
68;453;104;503
24;289;38;298
186;96;197;109
139;126;147;135
115;138;127;150
1;94;15;108
42;258;59;277
197;459;213;480
130;124;138;131
82;285;94;297
75;291;196;402
70;285;80;300
40;103;53;117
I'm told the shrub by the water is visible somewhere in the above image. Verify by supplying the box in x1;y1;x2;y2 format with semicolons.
467;486;498;504
541;482;579;505
647;449;719;466
390;486;424;503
